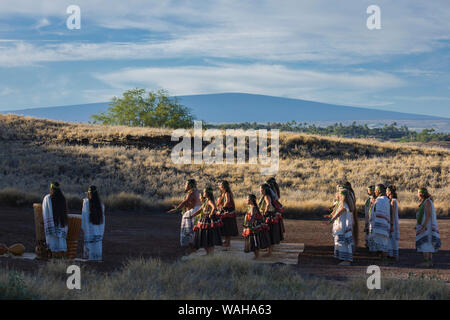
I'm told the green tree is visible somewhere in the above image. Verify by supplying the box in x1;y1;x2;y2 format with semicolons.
91;88;195;128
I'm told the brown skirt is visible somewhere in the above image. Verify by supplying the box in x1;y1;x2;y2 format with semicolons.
220;216;239;237
244;230;271;252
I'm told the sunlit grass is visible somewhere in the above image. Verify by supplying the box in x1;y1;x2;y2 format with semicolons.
0;114;448;216
1;256;448;300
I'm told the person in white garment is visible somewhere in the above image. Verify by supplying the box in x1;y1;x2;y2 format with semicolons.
327;187;354;266
416;187;441;268
367;184;390;260
42;182;69;258
81;185;105;261
387;185;400;261
167;179;202;254
344;181;358;250
364;186;375;248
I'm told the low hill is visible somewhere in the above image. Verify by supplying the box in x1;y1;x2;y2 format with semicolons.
3;93;447;124
0;114;448;216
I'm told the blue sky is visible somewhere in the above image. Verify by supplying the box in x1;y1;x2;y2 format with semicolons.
0;0;449;117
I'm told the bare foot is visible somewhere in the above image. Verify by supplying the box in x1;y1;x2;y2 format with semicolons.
338;261;351;266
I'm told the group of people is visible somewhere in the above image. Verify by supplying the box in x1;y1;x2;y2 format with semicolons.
167;178;285;259
41;182;105;261
37;178;442;268
327;182;441;267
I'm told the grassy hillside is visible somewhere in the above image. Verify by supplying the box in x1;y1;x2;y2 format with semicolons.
0;114;449;216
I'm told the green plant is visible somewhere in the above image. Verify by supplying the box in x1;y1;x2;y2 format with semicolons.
91;88;195;129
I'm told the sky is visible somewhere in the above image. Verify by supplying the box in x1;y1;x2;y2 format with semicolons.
0;0;449;117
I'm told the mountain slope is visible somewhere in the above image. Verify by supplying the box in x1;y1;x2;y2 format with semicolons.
2;93;447;123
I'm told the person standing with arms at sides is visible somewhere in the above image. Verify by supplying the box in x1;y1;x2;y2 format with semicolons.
217;180;238;247
416;187;441;267
190;187;223;255
167;179;201;253
266;177;285;237
42;182;68;258
81;186;105;261
386;185;400;261
259;183;283;257
367;184;390;260
243;194;271;259
344;182;356;209
364;186;375;248
344;182;358;250
326;187;354;266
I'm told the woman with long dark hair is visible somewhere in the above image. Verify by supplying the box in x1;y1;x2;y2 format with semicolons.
415;187;441;267
217;180;238;247
267;177;281;199
259;183;283;256
327;187;354;266
364;186;375;248
344;181;358;249
367;184;390;260
42;182;68;257
190;186;223;255
266;177;285;238
81;186;105;261
243;194;271;259
387;185;400;261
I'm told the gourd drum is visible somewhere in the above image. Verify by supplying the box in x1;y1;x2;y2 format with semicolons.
0;243;7;255
33;203;50;259
8;243;25;256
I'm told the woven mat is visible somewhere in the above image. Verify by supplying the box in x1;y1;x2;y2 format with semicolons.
181;240;304;265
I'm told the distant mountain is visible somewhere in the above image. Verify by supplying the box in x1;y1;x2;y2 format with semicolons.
2;93;447;123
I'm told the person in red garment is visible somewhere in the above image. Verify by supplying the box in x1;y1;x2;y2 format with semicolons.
217;180;238;247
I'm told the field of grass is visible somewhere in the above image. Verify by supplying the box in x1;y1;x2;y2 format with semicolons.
1;256;449;300
0;114;449;217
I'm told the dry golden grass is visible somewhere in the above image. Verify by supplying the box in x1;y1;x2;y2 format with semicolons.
0;114;449;216
1;256;449;300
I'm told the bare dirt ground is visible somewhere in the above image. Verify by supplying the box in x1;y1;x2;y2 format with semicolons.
0;206;448;282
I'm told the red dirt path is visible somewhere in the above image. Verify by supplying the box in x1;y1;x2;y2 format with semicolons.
0;206;448;281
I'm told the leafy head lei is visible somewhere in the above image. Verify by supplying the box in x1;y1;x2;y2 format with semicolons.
50;182;60;190
418;188;430;199
375;184;386;193
367;185;375;191
203;186;214;201
88;185;97;194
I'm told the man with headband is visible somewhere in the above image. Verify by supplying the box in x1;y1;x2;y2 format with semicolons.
367;184;390;260
167;179;202;253
416;187;441;267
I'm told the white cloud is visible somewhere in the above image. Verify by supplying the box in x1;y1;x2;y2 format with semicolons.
93;63;405;107
0;87;14;96
34;18;50;30
0;1;449;66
